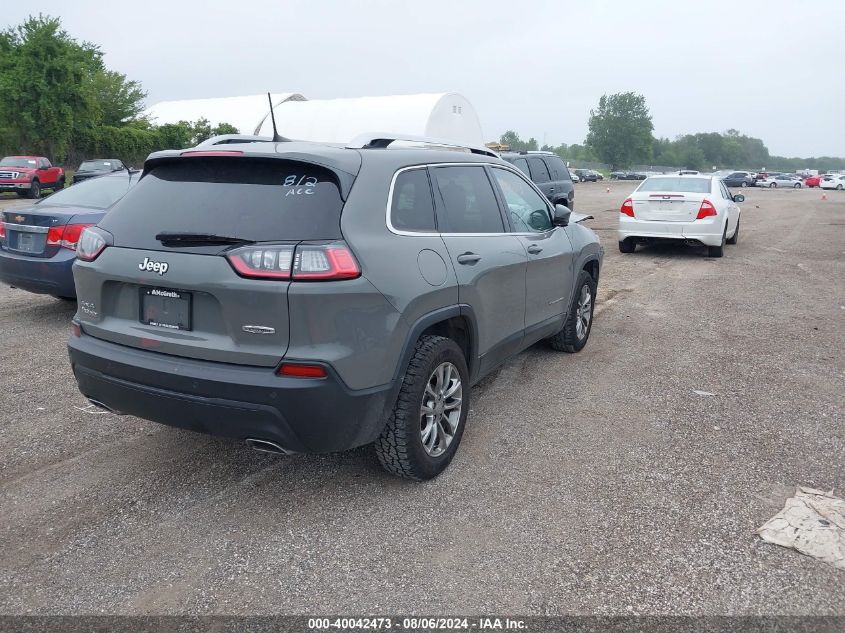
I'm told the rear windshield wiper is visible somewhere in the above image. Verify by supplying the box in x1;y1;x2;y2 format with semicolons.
155;232;254;246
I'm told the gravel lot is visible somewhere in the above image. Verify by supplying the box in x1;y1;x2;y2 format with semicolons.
1;182;843;615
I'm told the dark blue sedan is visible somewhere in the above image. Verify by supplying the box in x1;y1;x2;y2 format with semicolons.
0;171;139;299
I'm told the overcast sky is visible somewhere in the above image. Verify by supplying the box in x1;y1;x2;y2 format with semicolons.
4;0;843;157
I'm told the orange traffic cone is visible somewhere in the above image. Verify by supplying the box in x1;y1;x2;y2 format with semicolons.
606;186;611;193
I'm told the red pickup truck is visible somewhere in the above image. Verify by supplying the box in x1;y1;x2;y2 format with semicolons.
0;155;65;199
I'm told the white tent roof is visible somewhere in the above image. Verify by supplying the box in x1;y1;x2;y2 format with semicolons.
143;93;306;134
256;93;484;147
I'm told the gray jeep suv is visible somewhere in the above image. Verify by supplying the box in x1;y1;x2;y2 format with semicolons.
68;137;603;479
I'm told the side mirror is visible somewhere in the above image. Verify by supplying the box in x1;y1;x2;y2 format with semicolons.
734;194;745;203
553;204;571;227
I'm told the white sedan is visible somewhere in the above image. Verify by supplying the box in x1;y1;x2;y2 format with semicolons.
820;174;845;190
757;174;803;188
618;175;742;258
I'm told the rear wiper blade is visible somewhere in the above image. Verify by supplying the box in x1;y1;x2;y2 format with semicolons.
155;232;253;246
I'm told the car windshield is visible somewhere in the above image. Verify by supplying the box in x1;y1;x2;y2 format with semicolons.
37;174;135;209
79;160;118;171
1;156;38;168
638;177;712;193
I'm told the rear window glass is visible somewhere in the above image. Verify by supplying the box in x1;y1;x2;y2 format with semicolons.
38;174;135;209
100;158;344;246
390;168;436;232
638;177;712;193
80;160;118;170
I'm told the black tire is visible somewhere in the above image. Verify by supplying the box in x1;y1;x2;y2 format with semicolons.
547;269;597;353
618;238;636;253
27;180;41;199
375;335;469;480
51;295;76;302
708;224;727;257
837;184;843;191
769;183;776;188
794;183;801;189
727;217;739;245
741;181;748;187
56;176;65;190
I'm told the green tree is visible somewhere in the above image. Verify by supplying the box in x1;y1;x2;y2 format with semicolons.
89;69;146;125
0;15;103;159
585;92;654;168
212;122;239;136
497;130;538;151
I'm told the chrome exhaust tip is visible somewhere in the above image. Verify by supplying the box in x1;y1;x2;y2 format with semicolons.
245;438;293;455
87;398;123;415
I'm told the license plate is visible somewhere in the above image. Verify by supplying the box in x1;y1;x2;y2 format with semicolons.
139;287;192;331
16;232;36;253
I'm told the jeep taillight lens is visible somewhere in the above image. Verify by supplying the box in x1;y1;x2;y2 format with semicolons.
696;199;717;219
47;223;93;250
227;245;295;279
226;243;361;281
76;228;107;261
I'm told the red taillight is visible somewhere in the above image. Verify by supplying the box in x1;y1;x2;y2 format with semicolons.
47;223;94;250
227;245;295;279
276;363;327;378
226;243;361;281
293;245;361;280
76;228;108;262
0;221;5;240
620;198;635;217
696;200;717;219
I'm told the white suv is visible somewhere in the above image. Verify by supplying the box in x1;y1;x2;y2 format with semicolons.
618;175;743;258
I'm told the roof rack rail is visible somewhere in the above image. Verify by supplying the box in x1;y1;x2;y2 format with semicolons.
195;134;274;148
347;133;500;158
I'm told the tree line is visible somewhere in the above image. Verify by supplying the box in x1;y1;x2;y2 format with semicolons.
0;15;240;166
494;92;844;172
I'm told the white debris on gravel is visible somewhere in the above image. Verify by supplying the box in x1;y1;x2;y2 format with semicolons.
693;390;716;396
757;486;845;570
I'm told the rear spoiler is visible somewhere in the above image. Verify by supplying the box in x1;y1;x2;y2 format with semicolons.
570;212;594;224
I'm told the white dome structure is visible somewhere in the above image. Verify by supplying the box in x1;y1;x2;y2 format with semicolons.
257;93;484;147
143;93;306;134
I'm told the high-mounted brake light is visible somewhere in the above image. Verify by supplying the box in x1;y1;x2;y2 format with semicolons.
696;200;717;219
620;198;635;217
76;228;108;262
277;363;327;378
226;243;361;281
180;150;244;157
47;223;94;250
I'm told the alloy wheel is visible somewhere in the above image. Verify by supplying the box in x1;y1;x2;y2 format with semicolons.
575;284;593;340
420;362;463;457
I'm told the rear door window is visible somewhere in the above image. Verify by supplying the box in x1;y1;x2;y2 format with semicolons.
528;158;551;183
390;168;436;232
99;158;345;248
432;166;504;234
544;155;568;181
511;158;530;176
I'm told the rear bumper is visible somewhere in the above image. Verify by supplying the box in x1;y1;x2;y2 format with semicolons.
67;332;394;453
0;247;77;296
618;218;724;247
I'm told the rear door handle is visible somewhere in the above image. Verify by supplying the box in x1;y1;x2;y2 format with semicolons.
527;245;543;254
456;252;481;265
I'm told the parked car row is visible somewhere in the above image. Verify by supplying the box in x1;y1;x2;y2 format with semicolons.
610;171;648;180
0;155;134;199
719;169;843;189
